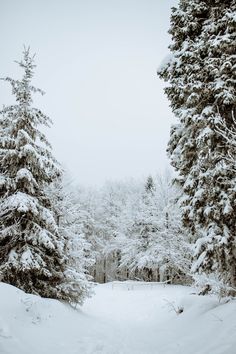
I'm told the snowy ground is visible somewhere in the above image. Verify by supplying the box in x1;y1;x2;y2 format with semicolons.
0;281;236;354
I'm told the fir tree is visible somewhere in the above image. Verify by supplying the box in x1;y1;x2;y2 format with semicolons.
145;175;156;195
0;48;88;302
158;1;236;292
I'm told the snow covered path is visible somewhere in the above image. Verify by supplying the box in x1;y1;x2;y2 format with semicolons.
0;281;236;354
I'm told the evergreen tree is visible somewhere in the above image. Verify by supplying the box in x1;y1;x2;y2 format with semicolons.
0;48;87;302
158;1;236;292
145;175;156;195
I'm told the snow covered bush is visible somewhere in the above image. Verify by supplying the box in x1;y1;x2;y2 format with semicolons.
158;1;236;294
46;177;94;303
194;272;236;300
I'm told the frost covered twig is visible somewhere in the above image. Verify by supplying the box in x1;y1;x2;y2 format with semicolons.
163;299;184;315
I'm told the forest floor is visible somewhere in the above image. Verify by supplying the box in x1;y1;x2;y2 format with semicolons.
0;281;236;354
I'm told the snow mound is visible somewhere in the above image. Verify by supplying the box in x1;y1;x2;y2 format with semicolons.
0;281;236;354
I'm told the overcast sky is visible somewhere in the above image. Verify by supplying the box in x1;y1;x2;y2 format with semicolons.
1;0;178;186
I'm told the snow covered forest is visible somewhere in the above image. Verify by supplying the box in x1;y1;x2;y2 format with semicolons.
0;0;236;353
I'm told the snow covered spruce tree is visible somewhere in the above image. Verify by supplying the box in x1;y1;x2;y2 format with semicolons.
0;48;90;303
158;1;236;293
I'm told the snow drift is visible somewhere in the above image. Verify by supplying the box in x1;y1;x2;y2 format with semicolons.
0;281;236;354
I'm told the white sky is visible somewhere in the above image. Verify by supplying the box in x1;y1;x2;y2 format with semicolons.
0;0;178;186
